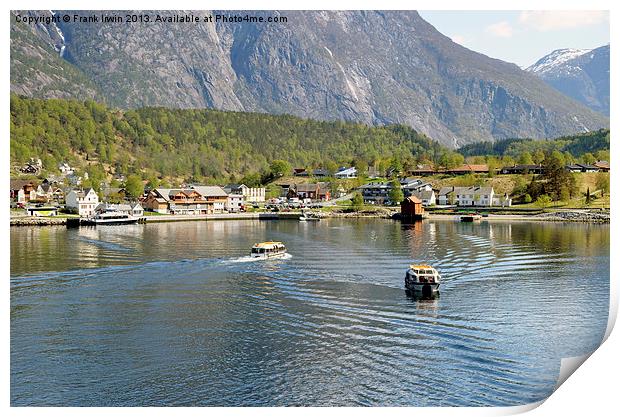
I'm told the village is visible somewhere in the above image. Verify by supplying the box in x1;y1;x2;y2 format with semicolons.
10;156;611;224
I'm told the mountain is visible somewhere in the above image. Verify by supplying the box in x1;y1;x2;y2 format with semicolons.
10;10;609;147
527;45;610;116
10;11;103;101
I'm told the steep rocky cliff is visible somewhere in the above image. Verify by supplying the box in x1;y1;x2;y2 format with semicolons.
10;10;609;147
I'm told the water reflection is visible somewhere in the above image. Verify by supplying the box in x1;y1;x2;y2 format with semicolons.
10;219;609;406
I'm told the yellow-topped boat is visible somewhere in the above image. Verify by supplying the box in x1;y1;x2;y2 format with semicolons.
251;241;287;259
405;264;441;295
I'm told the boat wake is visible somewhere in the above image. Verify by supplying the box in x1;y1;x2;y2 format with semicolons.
226;253;293;263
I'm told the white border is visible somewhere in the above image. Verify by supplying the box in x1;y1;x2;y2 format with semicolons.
2;1;617;416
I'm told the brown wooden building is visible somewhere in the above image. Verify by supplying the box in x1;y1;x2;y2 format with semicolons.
401;196;424;219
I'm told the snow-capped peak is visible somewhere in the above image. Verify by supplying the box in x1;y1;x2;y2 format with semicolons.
526;48;591;74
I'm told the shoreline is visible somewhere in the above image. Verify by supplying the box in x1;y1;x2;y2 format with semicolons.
10;208;609;226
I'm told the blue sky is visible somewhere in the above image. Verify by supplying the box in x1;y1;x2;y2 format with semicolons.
419;11;610;68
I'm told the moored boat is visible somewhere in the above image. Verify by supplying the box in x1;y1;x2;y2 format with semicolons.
299;213;320;221
460;213;482;222
82;212;139;225
405;264;441;296
251;241;287;259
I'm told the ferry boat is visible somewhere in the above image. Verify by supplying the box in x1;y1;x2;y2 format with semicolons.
405;264;441;295
82;212;139;225
251;241;287;259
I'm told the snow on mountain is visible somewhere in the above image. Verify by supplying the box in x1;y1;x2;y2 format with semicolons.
526;48;590;75
527;45;609;116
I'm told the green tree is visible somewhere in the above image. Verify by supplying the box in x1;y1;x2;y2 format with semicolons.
352;192;364;211
388;180;404;204
518;152;534;165
125;174;144;199
325;161;339;176
533;150;545;164
595;172;610;197
582;153;596;165
536;195;552;212
270;160;291;178
542;151;575;201
353;159;369;176
524;194;532;203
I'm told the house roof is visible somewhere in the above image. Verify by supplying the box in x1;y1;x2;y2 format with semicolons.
296;183;319;192
10;179;36;190
403;196;422;204
447;164;489;172
191;185;228;197
335;167;357;175
501;164;543;171
410;189;435;200
39;183;53;193
577;163;598;169
594;161;609;168
439;186;493;196
359;182;391;189
400;177;423;185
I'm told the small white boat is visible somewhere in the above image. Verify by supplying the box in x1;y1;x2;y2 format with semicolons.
251;241;287;259
405;264;441;295
299;214;320;222
82;212;139;225
299;210;320;221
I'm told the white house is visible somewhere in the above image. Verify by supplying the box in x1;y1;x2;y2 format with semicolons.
224;184;265;203
401;178;433;197
58;162;75;175
492;194;512;207
66;188;99;217
409;189;436;206
437;186;495;207
130;202;144;217
334;167;358;179
225;194;245;212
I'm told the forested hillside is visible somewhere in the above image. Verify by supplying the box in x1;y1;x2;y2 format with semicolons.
10;94;447;183
458;129;610;161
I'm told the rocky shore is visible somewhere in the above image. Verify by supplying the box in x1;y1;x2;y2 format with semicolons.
9;208;609;226
10;216;68;226
533;210;610;223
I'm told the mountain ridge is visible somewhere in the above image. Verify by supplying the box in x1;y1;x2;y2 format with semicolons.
10;10;609;147
527;45;610;116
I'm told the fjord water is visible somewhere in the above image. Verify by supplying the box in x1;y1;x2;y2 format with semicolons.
11;219;609;406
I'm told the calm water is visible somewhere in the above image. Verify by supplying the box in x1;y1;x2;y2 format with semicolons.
11;219;609;406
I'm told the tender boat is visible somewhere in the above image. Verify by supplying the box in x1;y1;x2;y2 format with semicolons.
82;211;139;225
460;213;482;222
251;241;287;259
405;264;441;296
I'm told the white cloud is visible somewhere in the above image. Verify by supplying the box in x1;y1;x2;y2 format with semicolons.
485;21;513;38
518;11;609;31
451;35;466;45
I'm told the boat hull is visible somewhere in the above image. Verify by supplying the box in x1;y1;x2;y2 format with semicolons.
82;218;139;225
460;215;482;222
405;282;440;294
251;251;288;259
